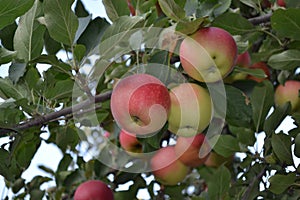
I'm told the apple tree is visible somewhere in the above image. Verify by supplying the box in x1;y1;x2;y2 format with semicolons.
0;0;300;199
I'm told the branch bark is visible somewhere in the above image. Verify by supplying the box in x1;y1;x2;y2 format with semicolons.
0;91;112;136
248;13;272;25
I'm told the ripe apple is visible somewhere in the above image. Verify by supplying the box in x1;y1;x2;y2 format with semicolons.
277;0;286;7
247;62;270;82
179;27;238;83
174;133;211;167
150;146;189;185
168;83;212;137
110;74;171;135
74;180;114;200
274;80;300;112
225;51;251;83
119;129;143;156
204;152;233;168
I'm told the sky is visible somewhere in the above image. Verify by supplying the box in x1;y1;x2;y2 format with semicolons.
0;0;299;199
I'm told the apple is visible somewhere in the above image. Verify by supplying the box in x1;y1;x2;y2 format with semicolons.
179;27;238;83
204;152;233;168
168;83;212;137
150;146;189;185
247;62;270;82
74;180;114;200
225;51;251;83
277;0;286;7
110;74;171;136
274;80;300;112
119;129;143;156
174;133;211;167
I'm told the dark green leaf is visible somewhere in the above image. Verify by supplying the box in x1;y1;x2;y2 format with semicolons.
0;22;17;50
44;30;61;55
44;0;79;45
229;125;255;146
176;17;208;35
210;135;240;157
208;165;231;199
0;78;24;100
272;133;293;165
73;44;86;63
75;0;89;17
271;8;300;40
212;12;255;35
268;50;300;70
45;79;74;100
294;133;300;158
234;66;268;79
264;103;291;136
251;81;274;132
102;0;130;22
14;0;45;62
0;0;35;29
12;178;25;194
8;62;27;83
269;173;297;194
0;148;21;181
158;0;186;21
0;47;16;64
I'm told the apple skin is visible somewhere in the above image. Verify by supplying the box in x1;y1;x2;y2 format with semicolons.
119;129;143;156
277;0;286;7
204;152;233;168
150;146;189;185
179;27;238;83
225;51;251;83
110;74;171;135
274;80;300;112
247;62;270;82
74;180;114;200
174;133;211;167
168;83;212;137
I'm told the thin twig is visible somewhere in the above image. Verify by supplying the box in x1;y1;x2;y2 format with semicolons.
0;91;112;136
248;13;272;25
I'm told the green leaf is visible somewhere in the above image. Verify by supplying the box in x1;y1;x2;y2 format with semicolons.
8;62;27;83
45;79;74;100
73;44;86;62
229;125;255;146
251;81;274;132
0;0;35;29
234;66;267;79
77;17;110;55
74;15;92;43
0;22;17;50
271;8;300;40
14;0;45;62
53;126;80;152
208;165;231;199
0;78;24;100
264;103;291;136
294;133;300;158
212;12;255;35
0;47;16;64
44;0;79;46
268;50;300;70
210;135;240;157
176;17;208;35
269;173;297;194
158;0;186;21
102;0;130;22
0;148;21;181
74;0;89;17
272;133;293;165
44;30;61;55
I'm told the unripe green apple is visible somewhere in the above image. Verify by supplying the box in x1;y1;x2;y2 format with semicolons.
247;62;270;82
225;51;251;83
204;152;233;168
168;83;212;137
110;74;171;135
74;180;114;200
174;133;211;167
274;80;300;112
179;27;238;83
150;146;189;185
119;129;143;157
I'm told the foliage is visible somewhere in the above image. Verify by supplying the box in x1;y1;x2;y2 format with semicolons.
0;0;300;199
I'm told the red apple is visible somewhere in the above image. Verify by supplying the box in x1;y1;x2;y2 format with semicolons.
247;62;270;82
174;133;211;167
119;129;142;156
225;51;251;83
204;152;233;168
150;146;189;185
277;0;286;7
110;74;171;135
274;80;300;112
179;27;238;83
74;180;114;200
168;83;212;137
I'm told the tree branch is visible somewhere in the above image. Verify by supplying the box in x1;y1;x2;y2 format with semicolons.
0;91;112;136
248;13;272;25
